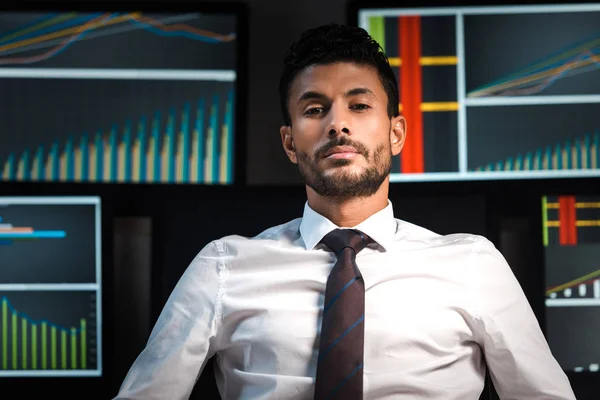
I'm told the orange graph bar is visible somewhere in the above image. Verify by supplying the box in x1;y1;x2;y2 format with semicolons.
558;196;577;246
399;16;424;173
0;228;33;232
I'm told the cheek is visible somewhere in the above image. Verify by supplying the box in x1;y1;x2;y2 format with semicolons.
292;120;324;148
353;114;389;145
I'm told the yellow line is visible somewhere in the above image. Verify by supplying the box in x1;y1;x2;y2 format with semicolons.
546;220;600;227
388;56;458;67
0;13;77;44
576;202;600;208
0;13;140;53
547;202;600;208
398;102;459;112
469;54;600;98
577;220;600;227
547;269;600;295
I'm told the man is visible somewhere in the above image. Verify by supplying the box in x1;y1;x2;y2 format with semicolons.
115;24;576;399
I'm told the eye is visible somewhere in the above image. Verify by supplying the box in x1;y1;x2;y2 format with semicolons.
350;103;370;111
304;107;324;116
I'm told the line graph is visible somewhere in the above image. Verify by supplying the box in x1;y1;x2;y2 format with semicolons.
0;12;235;66
544;195;600;307
468;32;600;98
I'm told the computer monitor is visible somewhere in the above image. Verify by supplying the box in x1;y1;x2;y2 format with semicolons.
0;196;102;377
542;194;600;373
0;5;245;185
351;2;600;182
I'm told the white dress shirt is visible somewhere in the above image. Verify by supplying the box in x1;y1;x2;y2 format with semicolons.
115;200;576;400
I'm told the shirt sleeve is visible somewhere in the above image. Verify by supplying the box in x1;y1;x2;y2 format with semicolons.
470;238;576;400
114;241;225;400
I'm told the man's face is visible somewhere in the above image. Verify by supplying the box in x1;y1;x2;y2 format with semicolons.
280;62;405;199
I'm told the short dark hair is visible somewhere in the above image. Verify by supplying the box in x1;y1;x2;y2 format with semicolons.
279;23;399;126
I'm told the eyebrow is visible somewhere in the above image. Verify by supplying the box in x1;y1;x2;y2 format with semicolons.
296;87;375;103
345;87;374;97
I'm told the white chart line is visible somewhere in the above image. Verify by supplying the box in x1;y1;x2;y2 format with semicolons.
389;169;600;182
0;370;102;377
464;95;600;107
546;299;600;307
0;283;99;291
0;196;99;205
0;68;236;81
358;4;600;18
456;12;467;174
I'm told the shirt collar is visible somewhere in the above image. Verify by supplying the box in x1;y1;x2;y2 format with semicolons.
299;200;397;251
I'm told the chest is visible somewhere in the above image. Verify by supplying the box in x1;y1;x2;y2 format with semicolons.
219;262;476;373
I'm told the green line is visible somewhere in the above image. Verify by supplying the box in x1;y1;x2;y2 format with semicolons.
32;324;37;369
22;318;27;369
42;323;47;369
61;330;67;369
12;313;17;369
71;328;76;369
2;299;7;369
81;319;86;369
542;196;549;247
51;326;56;369
368;16;386;51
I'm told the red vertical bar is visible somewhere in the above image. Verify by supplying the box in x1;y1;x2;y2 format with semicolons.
559;196;577;246
558;196;568;245
399;16;424;173
568;196;578;245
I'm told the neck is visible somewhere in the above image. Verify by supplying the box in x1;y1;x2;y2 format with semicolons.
306;177;390;227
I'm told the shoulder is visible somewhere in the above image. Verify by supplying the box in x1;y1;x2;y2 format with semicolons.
200;217;304;256
397;218;493;250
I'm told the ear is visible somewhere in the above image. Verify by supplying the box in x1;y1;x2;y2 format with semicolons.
390;115;407;156
280;125;298;164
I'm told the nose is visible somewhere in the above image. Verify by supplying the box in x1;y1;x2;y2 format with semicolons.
326;102;351;137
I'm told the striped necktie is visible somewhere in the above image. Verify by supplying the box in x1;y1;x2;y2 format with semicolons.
314;228;371;400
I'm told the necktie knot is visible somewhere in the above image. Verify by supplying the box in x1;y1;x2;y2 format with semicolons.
321;229;370;255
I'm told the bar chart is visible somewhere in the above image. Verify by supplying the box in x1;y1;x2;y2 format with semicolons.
546;306;600;373
0;197;101;377
0;88;235;185
0;292;97;374
543;194;600;372
0;200;97;283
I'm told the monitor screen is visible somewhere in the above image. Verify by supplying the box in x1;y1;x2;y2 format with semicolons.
355;3;600;182
0;196;102;377
543;194;600;373
0;9;239;185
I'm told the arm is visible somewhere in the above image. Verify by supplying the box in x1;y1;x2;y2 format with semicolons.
470;238;576;400
114;241;224;400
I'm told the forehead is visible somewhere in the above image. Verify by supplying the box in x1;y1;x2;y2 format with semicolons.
289;62;385;101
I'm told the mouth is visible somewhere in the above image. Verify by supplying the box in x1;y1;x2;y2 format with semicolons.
323;146;360;159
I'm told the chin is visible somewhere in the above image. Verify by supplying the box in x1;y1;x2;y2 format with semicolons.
322;164;364;177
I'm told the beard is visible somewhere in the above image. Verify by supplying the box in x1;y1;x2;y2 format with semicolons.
296;137;392;200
